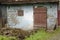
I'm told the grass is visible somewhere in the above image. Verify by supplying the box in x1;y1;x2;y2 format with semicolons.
25;27;60;40
0;27;60;40
0;35;17;40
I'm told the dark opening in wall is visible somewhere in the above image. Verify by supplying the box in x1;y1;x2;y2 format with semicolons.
18;10;24;16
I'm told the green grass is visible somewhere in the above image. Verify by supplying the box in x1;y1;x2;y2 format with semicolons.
0;35;17;40
0;27;60;40
25;27;60;40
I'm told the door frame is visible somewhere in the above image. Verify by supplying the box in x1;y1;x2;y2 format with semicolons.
33;6;47;29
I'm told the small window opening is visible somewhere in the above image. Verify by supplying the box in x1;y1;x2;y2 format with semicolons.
18;10;24;16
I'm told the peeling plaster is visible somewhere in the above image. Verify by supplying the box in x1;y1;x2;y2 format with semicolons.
7;3;57;30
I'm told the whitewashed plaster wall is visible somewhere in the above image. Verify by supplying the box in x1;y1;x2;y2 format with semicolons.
46;4;57;30
7;3;57;30
7;6;33;30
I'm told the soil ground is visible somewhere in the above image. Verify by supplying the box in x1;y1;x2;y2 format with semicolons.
49;33;60;40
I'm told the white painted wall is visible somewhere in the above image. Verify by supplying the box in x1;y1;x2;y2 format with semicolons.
7;6;33;30
7;3;57;30
47;4;57;30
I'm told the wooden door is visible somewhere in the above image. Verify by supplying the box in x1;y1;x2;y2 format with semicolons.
34;7;47;28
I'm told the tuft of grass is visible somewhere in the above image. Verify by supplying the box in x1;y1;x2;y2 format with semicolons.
25;27;60;40
0;35;18;40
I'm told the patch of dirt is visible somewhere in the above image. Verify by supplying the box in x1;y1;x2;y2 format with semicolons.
0;27;31;40
49;33;60;40
0;24;46;40
0;26;40;40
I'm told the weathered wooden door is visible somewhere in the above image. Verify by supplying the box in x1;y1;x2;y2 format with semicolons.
34;7;47;28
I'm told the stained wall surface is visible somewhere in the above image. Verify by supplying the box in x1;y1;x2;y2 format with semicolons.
7;3;57;30
7;5;33;30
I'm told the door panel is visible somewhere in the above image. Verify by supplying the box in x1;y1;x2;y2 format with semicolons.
34;7;47;28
